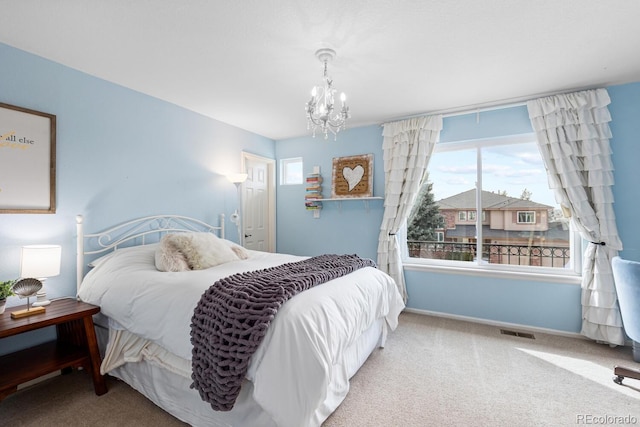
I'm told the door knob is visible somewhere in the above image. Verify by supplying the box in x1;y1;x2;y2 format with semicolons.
245;234;252;238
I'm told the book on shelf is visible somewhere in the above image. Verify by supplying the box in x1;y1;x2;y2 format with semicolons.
305;171;323;212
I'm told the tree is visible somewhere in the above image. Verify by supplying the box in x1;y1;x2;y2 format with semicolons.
520;188;532;200
407;180;444;241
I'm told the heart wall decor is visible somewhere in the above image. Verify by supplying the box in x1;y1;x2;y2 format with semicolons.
342;165;364;191
331;154;373;198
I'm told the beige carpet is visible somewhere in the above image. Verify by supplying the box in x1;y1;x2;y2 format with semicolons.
2;312;639;427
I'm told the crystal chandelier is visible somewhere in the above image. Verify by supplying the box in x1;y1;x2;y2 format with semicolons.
305;48;350;140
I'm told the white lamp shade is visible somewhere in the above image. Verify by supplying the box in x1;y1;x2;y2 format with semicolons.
20;245;62;279
226;173;248;184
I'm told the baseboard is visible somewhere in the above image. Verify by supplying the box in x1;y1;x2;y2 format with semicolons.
402;307;586;340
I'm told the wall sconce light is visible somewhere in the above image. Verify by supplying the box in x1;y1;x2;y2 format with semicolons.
20;244;62;307
226;173;248;244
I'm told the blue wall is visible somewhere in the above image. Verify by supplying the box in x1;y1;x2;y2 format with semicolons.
275;125;385;260
439;104;532;141
608;83;640;262
0;43;274;353
276;83;640;334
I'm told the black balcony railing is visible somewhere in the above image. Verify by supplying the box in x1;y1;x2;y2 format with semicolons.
407;241;570;268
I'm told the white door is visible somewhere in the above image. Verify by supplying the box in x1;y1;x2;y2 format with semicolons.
242;153;275;252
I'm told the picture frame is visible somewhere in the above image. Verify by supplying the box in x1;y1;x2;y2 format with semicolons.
0;102;56;213
331;154;373;198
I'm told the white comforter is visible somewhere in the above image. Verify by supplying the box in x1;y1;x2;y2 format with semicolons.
78;244;405;427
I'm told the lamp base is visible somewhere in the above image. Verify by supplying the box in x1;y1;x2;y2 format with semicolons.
32;290;51;307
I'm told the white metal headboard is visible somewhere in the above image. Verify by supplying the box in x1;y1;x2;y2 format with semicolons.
76;214;225;293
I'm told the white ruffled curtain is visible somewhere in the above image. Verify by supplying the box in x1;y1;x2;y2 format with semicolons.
377;115;443;302
527;88;624;345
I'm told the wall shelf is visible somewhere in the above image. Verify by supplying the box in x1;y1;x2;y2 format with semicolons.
315;197;383;202
314;197;383;216
305;167;324;219
305;164;383;218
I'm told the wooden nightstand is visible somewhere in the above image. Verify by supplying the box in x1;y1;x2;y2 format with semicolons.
0;298;107;400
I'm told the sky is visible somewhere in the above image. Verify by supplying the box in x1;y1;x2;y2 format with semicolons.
428;140;558;208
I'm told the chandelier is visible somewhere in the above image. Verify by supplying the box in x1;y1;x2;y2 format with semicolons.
305;48;350;140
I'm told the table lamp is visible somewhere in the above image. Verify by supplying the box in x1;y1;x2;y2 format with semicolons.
20;244;62;307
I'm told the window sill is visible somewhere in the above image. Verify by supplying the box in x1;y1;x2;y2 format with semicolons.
403;260;582;285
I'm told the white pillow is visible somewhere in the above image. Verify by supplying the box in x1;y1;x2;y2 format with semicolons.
222;239;250;260
89;244;158;268
156;232;240;271
155;236;190;272
88;252;114;269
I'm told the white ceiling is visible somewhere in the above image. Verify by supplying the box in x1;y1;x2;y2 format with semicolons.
2;1;640;140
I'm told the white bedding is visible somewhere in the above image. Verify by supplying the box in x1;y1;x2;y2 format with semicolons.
78;244;405;427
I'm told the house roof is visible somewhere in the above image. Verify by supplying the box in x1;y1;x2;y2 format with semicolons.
436;189;553;210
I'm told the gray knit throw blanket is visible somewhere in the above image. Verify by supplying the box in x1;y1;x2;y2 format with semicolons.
190;253;376;411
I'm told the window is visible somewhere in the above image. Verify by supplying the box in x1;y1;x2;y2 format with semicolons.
517;211;535;224
280;157;303;185
406;134;578;275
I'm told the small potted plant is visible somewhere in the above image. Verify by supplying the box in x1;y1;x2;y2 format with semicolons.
0;279;17;315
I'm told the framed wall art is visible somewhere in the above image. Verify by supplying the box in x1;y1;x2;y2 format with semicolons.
331;153;373;198
0;102;56;213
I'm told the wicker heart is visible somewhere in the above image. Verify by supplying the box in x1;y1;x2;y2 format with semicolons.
342;165;364;191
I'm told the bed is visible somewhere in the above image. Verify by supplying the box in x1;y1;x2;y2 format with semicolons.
75;214;405;427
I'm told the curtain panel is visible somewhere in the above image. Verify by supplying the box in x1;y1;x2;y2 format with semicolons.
527;88;624;345
377;115;443;302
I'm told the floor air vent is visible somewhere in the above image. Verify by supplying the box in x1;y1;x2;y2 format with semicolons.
500;329;535;339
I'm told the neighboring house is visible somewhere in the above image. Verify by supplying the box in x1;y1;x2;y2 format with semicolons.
413;189;570;267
